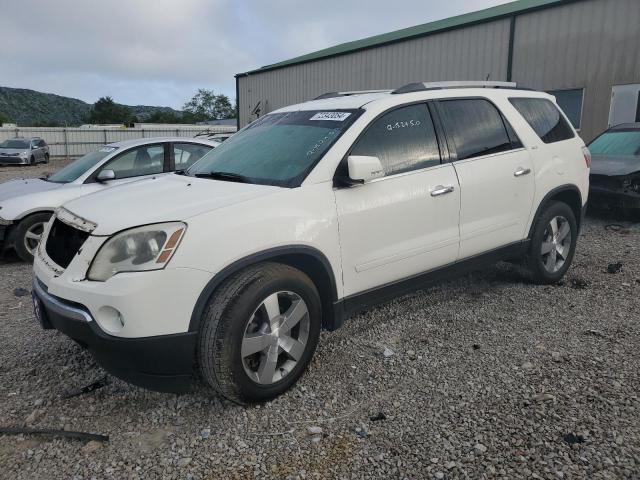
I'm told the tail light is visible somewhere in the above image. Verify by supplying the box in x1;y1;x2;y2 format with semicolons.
582;146;592;168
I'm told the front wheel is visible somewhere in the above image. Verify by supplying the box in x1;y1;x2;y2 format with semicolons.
198;262;322;404
524;201;577;284
44;154;50;164
14;213;52;262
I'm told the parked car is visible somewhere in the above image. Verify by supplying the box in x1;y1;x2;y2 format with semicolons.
0;137;49;165
0;137;216;262
31;82;589;403
194;132;234;146
588;123;640;212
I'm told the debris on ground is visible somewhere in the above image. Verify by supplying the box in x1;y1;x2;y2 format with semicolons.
607;262;623;274
62;376;109;399
571;278;589;289
0;427;108;443
369;412;386;422
382;347;394;358
13;287;29;297
563;433;585;445
604;223;630;234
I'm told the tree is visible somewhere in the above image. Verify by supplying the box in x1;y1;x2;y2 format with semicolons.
146;110;182;124
88;96;134;124
182;89;236;122
0;111;10;124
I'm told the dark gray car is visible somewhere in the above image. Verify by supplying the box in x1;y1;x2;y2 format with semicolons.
588;123;640;211
0;137;49;165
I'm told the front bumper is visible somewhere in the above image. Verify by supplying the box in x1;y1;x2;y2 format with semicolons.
589;186;640;209
32;278;197;393
0;157;29;165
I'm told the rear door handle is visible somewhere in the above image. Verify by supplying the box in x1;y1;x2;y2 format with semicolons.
514;167;531;177
430;185;455;197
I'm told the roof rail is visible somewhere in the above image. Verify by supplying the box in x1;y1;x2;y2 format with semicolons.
314;89;392;100
392;81;517;94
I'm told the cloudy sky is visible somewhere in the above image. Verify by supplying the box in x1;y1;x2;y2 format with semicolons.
1;0;506;109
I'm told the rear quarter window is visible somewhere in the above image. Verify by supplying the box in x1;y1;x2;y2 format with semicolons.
509;98;575;144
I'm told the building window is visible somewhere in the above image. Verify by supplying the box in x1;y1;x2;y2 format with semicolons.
548;88;583;130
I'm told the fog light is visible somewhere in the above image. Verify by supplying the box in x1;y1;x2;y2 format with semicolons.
97;306;125;333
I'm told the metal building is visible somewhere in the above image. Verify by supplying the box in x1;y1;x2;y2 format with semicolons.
236;0;640;141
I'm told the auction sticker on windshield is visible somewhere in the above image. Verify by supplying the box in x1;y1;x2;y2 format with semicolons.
310;112;351;121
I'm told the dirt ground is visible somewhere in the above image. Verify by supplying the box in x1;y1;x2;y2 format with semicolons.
0;162;638;479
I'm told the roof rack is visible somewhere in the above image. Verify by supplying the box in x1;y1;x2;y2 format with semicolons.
392;81;517;94
314;89;392;100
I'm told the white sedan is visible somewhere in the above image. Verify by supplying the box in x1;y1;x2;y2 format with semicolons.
0;137;217;261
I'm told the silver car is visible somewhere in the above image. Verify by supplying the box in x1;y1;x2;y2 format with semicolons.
0;137;50;165
0;137;217;262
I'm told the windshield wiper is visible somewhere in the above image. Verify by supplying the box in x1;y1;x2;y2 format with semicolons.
194;171;252;183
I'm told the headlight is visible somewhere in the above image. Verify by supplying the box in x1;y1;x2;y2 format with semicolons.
20;151;28;157
87;222;186;281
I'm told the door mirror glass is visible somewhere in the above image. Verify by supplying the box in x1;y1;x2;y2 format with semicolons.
96;169;116;182
347;155;384;183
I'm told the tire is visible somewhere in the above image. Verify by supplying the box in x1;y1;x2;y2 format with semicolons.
13;213;52;263
524;201;577;284
198;262;322;404
29;156;35;166
44;154;49;164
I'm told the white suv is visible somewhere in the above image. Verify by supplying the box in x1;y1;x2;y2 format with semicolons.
32;82;590;403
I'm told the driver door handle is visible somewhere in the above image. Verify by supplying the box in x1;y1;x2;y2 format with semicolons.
514;167;531;177
430;185;455;197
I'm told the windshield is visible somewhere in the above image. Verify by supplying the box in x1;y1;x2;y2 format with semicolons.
188;109;361;186
0;139;30;149
47;147;117;183
589;129;640;156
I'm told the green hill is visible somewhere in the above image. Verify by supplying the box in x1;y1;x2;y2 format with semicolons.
0;86;183;127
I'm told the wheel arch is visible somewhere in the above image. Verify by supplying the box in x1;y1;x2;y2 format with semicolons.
15;208;55;222
189;245;341;333
527;184;584;239
4;210;54;249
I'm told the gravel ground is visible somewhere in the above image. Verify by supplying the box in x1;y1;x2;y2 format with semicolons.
0;164;639;479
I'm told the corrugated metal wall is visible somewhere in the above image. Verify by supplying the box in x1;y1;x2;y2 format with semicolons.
512;0;640;141
238;19;511;126
238;0;640;141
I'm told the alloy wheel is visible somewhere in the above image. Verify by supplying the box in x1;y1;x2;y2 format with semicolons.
540;215;572;273
241;291;310;385
24;222;45;255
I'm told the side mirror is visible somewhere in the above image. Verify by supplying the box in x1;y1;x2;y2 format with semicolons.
96;169;116;182
347;155;385;183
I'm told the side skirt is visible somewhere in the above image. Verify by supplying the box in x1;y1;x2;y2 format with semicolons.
334;240;528;320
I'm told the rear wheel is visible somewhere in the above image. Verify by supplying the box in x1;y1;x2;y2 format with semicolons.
525;201;577;284
198;262;321;404
14;213;52;262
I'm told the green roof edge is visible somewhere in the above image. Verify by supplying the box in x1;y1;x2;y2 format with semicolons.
237;0;570;77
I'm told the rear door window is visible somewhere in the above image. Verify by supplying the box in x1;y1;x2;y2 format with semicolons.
509;98;575;143
172;143;212;170
438;99;515;160
350;103;441;176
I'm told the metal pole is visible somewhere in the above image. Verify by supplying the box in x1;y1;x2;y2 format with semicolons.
103;129;107;145
64;128;69;162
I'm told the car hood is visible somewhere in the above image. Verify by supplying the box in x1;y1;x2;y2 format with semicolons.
590;154;640;176
62;174;281;235
0;148;28;156
0;178;63;203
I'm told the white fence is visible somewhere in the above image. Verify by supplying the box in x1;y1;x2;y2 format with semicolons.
0;125;236;159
